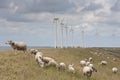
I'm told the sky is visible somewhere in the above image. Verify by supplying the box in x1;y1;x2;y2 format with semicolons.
0;0;120;47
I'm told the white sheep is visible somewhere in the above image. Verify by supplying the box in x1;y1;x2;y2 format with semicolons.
88;64;93;68
86;61;91;66
68;64;75;73
112;67;118;74
100;61;107;65
58;62;66;70
83;65;97;77
113;58;117;61
5;40;27;53
41;57;58;67
30;49;44;67
80;60;86;67
88;57;93;62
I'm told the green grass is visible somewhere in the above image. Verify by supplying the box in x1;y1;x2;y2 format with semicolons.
0;48;120;80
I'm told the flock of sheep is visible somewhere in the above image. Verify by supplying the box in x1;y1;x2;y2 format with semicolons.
5;40;119;78
30;49;118;78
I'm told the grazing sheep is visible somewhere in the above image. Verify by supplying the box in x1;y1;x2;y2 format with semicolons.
86;61;91;66
88;64;93;68
88;57;93;62
58;62;66;70
36;57;44;68
113;58;117;61
112;67;118;74
41;57;58;67
30;49;44;67
80;60;86;67
5;40;27;53
68;64;75;73
100;61;107;65
83;65;97;77
30;49;43;57
107;57;110;59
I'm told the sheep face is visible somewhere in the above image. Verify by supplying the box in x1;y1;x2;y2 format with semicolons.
6;40;14;46
30;49;38;55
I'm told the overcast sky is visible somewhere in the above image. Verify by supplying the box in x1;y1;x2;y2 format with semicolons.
0;0;120;47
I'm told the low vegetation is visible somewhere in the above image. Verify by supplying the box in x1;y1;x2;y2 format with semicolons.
0;48;120;80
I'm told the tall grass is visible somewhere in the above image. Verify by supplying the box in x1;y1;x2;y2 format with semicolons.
0;48;119;80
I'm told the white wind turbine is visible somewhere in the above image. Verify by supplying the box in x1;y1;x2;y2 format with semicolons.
95;29;99;47
81;25;87;48
64;23;69;48
60;18;64;48
53;17;59;48
70;26;74;48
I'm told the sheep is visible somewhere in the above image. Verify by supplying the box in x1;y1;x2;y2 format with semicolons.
80;60;86;67
30;49;44;67
99;61;107;65
5;40;27;53
113;58;117;61
88;57;93;62
107;57;110;59
58;62;66;70
83;65;97;77
41;57;58;68
88;64;93;68
68;64;75;73
86;61;91;66
30;49;43;57
112;67;118;74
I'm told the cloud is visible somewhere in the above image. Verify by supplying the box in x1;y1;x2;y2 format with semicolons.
0;0;120;47
111;0;120;11
81;2;103;11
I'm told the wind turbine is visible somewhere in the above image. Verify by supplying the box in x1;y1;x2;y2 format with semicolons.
81;26;86;48
53;17;59;48
70;26;74;48
95;29;99;47
64;23;69;48
60;18;64;48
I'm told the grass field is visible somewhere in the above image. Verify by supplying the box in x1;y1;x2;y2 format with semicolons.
0;48;120;80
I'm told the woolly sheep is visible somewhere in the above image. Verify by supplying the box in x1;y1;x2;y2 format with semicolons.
88;57;93;62
68;64;75;73
88;64;93;68
41;57;58;67
58;62;66;70
30;49;44;67
5;40;27;53
113;58;117;61
100;61;107;65
112;67;118;74
86;61;91;66
80;60;86;67
83;65;97;77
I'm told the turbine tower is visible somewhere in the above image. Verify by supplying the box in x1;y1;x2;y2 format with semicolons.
53;17;59;48
95;29;99;47
70;26;74;48
81;26;86;48
60;18;64;48
64;25;68;48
